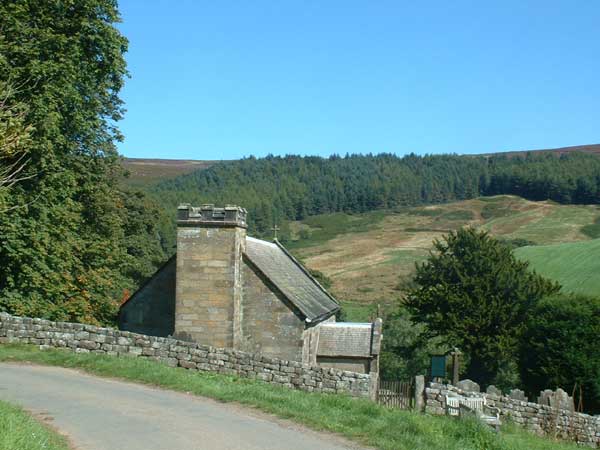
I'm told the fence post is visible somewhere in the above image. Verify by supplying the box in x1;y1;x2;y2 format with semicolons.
414;375;425;412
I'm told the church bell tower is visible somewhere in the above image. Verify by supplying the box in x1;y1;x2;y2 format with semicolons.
174;204;247;347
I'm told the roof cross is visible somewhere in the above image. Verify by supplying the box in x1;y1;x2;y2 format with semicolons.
271;224;280;240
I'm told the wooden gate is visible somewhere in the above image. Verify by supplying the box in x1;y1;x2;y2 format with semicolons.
377;380;414;410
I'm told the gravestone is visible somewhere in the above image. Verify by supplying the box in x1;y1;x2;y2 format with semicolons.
509;389;527;401
538;389;554;406
537;388;574;411
456;379;480;392
486;385;502;396
554;388;575;412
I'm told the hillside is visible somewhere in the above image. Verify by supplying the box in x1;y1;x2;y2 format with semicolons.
122;158;217;187
285;196;600;320
146;151;600;242
120;143;600;188
515;239;600;298
479;143;600;158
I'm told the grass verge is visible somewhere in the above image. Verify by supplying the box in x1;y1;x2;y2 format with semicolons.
0;399;69;450
0;344;580;450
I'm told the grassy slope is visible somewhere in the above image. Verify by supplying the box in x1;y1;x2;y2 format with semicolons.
284;196;600;320
0;399;69;450
515;239;600;298
0;344;580;450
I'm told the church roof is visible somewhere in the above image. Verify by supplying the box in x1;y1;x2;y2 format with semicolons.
244;237;340;322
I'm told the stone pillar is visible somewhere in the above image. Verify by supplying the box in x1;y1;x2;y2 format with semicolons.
414;375;425;412
369;318;383;401
174;204;247;347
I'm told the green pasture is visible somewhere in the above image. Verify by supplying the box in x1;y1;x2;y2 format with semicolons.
516;238;600;297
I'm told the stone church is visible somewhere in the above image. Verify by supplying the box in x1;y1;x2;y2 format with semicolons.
119;204;381;376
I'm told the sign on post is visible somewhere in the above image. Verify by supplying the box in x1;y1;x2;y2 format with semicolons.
430;355;446;379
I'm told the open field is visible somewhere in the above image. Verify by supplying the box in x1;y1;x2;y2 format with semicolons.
286;196;600;319
0;399;69;450
516;239;600;298
0;344;581;450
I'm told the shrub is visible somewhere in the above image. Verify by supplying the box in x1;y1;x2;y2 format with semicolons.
520;294;600;414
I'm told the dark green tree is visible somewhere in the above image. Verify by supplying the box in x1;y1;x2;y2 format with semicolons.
405;228;560;386
147;151;600;249
520;294;600;414
380;306;445;380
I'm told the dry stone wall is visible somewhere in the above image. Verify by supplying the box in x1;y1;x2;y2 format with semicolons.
425;382;600;448
0;313;371;398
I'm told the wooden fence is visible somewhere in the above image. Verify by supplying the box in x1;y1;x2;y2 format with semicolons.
377;380;414;410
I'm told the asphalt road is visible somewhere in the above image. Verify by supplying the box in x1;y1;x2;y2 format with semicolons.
0;363;367;450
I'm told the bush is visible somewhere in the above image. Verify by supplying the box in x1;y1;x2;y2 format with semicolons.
380;306;445;380
580;216;600;239
520;294;600;414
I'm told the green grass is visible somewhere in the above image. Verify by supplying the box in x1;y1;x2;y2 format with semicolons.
516;238;600;297
581;216;600;239
439;210;475;221
382;249;429;266
0;344;581;450
286;211;387;249
481;202;518;219
484;205;597;244
405;207;444;217
339;301;377;322
0;399;69;450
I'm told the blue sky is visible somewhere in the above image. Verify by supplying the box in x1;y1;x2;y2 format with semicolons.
117;1;600;160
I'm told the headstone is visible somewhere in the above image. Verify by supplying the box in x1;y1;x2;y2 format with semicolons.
537;388;573;411
553;388;575;412
486;385;502;396
456;379;480;392
509;389;527;401
537;389;554;406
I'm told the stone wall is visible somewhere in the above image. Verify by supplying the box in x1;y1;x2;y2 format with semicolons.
424;382;600;447
0;313;371;398
240;259;305;361
119;255;176;337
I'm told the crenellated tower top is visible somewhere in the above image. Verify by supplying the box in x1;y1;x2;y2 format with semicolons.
177;204;247;228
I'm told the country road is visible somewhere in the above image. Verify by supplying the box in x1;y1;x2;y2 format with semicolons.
0;363;368;450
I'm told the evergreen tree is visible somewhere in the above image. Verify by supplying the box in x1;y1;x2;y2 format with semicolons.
405;228;560;386
148;151;600;248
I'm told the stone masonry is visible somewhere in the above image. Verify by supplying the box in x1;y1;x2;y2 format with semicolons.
0;313;371;398
175;204;247;347
424;382;600;447
120;203;381;383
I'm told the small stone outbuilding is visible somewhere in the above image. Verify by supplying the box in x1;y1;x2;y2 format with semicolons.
119;204;382;378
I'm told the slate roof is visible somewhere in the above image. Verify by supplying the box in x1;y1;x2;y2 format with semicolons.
316;323;373;357
244;237;340;321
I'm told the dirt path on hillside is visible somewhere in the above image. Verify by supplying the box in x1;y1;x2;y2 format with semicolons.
0;363;368;450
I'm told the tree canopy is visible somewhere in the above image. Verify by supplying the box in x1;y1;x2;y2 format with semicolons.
405;228;560;386
0;0;165;325
148;152;600;247
520;294;600;414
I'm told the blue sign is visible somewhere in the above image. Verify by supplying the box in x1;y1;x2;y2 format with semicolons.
430;355;446;378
